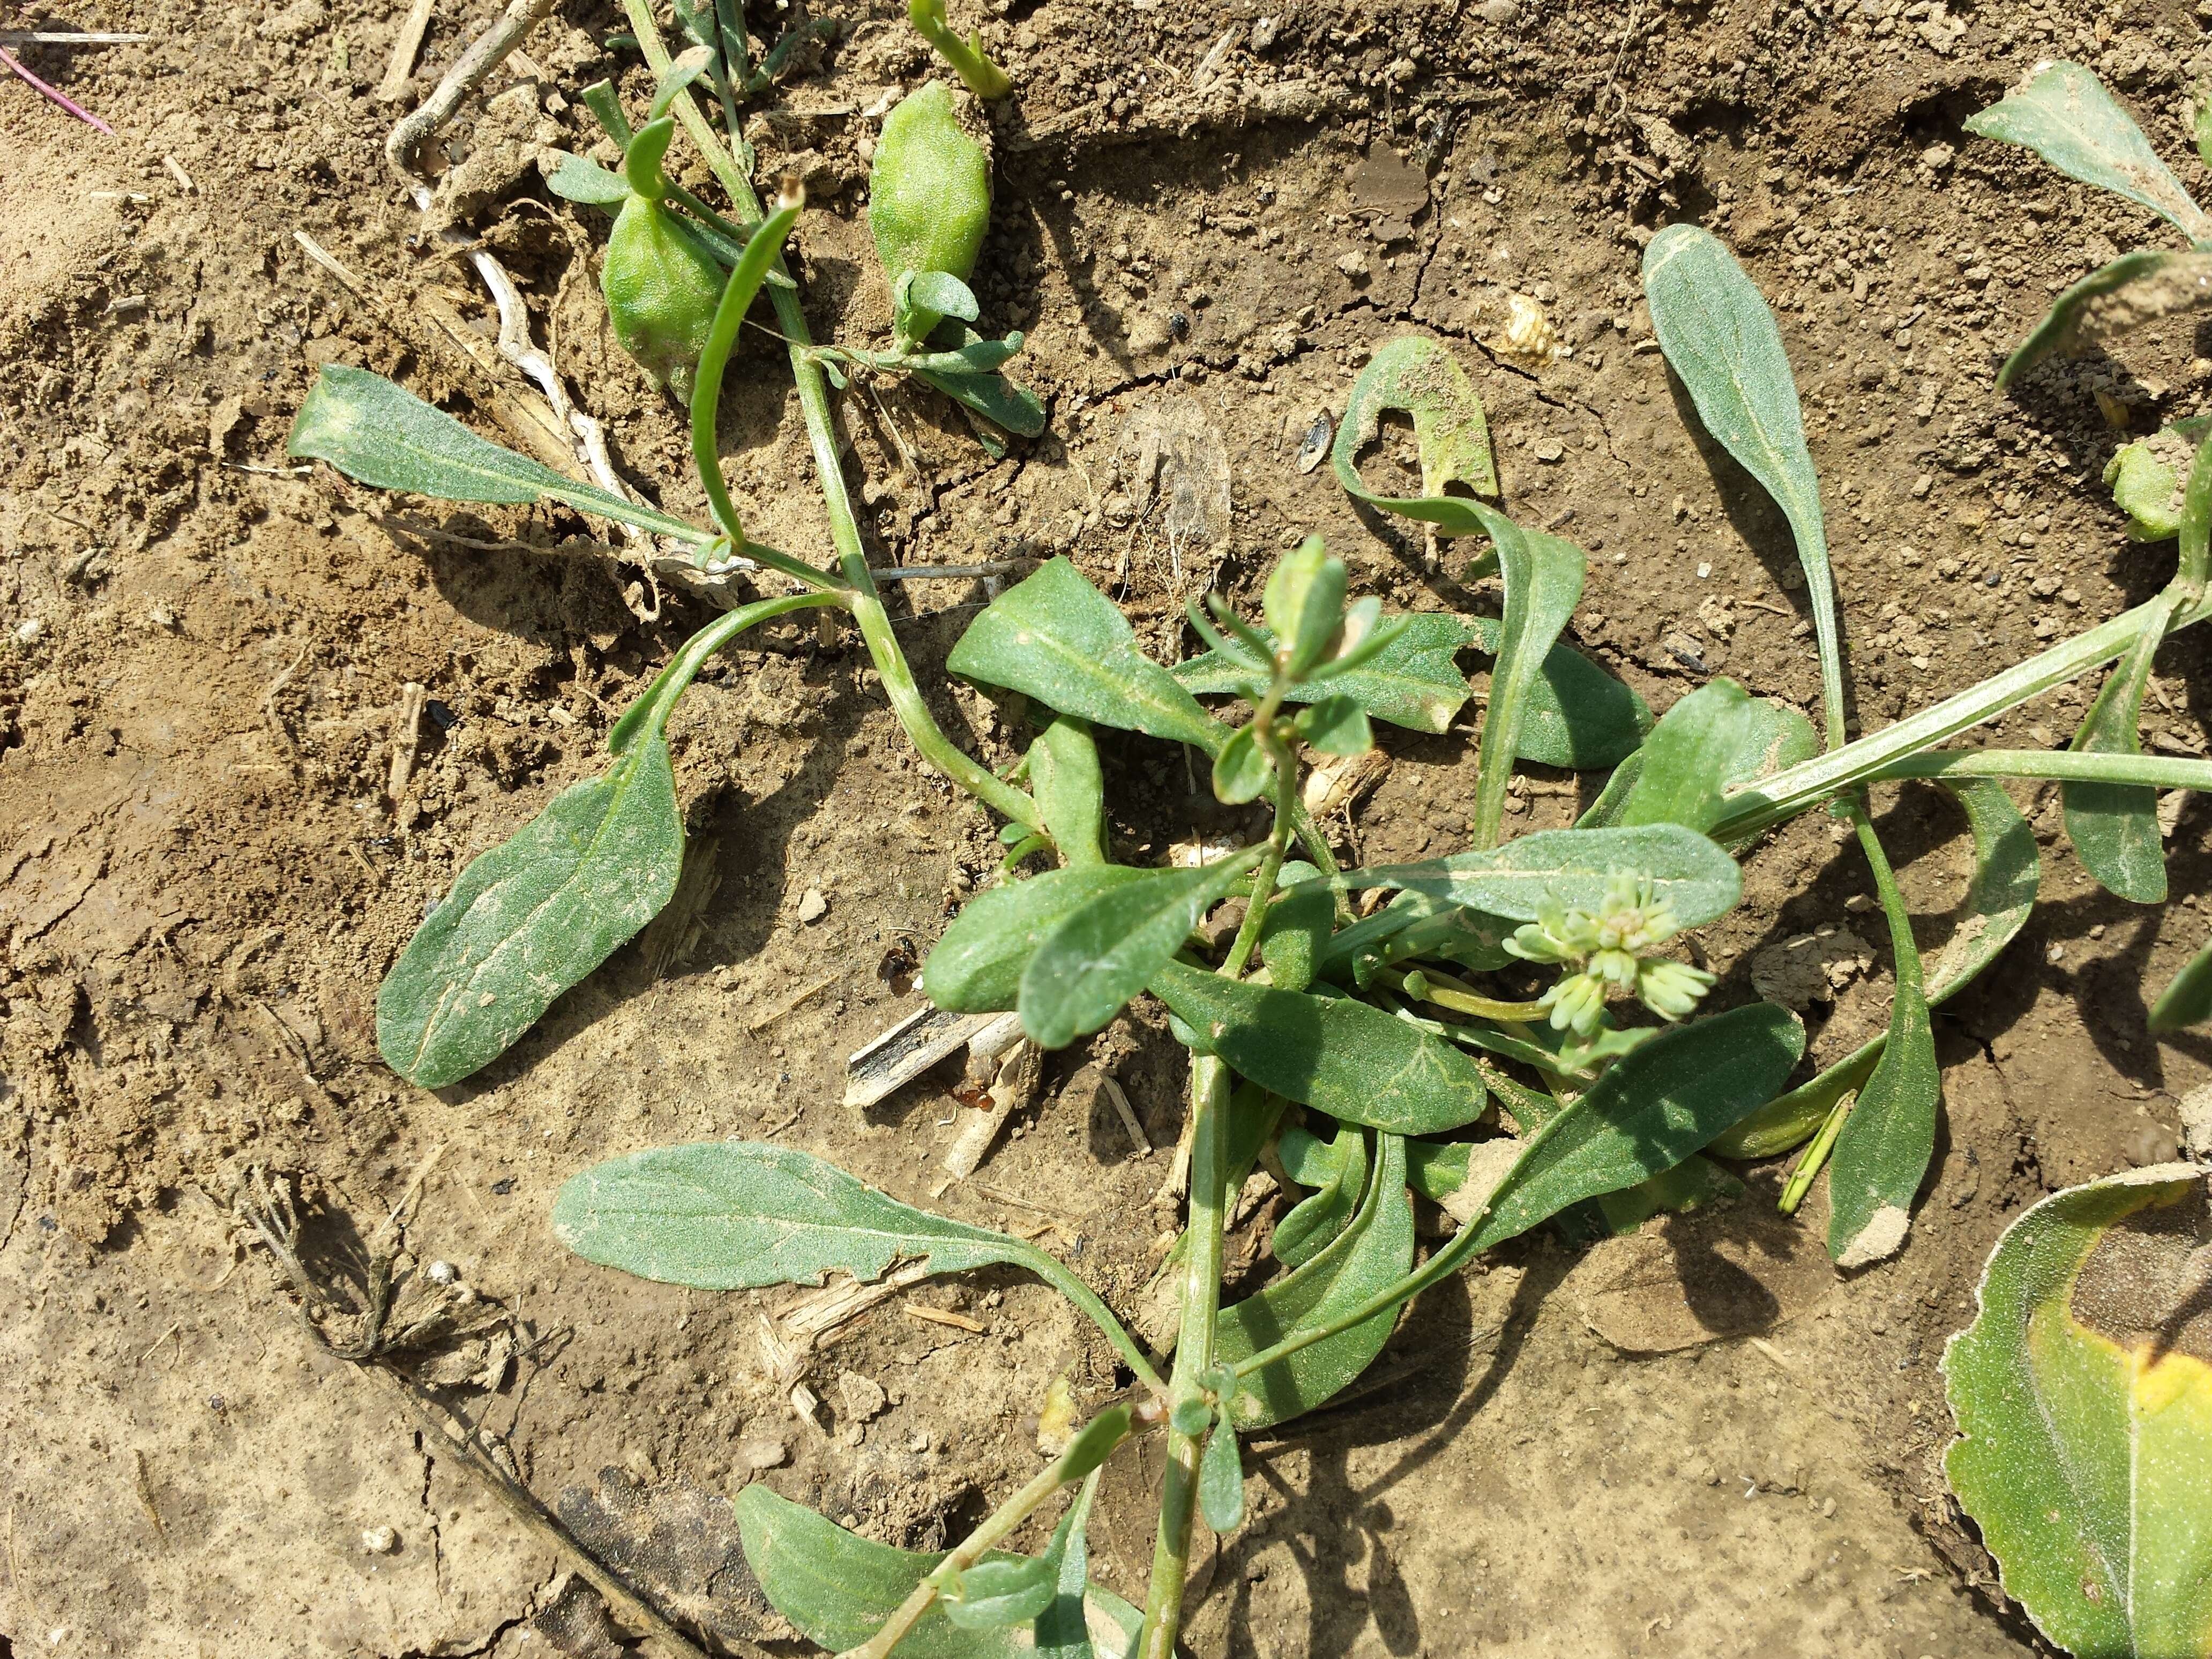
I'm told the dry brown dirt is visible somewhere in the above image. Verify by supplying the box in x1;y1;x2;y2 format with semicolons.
4;0;2211;1655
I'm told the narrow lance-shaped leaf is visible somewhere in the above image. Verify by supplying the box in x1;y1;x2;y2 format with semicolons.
1327;823;1743;930
289;364;710;542
1827;810;1941;1268
1463;503;1586;847
2062;608;2173;903
1711;778;2038;1160
924;866;1154;1013
1272;1119;1370;1268
948;557;1226;751
1019;853;1260;1049
1963;61;2212;244
2064;432;2205;901
1942;1167;2212;1659
551;1141;1156;1382
1990;250;2212;391
1642;225;1844;747
554;1140;1064;1288
1035;1473;1130;1659
377;733;683;1088
1029;715;1108;866
731;1485;1141;1659
1329;335;1499;528
2149;935;2212;1032
1216;1132;1415;1428
1459;1003;1806;1255
1150;960;1490;1135
1198;1416;1246;1533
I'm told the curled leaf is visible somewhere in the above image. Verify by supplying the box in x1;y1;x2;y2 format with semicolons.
1331;334;1498;527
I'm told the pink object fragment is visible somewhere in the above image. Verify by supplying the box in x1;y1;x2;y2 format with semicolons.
1;45;116;136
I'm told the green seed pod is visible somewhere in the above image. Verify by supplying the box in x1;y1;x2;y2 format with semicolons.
868;81;989;341
602;193;726;399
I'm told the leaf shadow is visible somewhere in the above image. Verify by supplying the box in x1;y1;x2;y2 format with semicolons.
1213;1245;1568;1657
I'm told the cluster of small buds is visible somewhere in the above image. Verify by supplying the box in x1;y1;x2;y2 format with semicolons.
1503;873;1716;1036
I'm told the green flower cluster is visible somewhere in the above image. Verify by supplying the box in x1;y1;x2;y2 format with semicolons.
1503;872;1715;1036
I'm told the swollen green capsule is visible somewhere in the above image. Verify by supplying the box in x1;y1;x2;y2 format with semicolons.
600;116;726;398
602;196;724;399
868;81;989;342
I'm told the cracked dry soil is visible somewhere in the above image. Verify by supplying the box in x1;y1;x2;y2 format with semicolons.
5;0;2212;1654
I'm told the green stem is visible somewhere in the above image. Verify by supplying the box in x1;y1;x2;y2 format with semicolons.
611;590;844;753
1778;1092;1852;1215
1134;1054;1230;1659
623;0;1039;832
1012;1242;1165;1395
1860;748;2212;790
838;1413;1134;1659
908;0;1013;98
1394;970;1551;1024
1709;590;2212;843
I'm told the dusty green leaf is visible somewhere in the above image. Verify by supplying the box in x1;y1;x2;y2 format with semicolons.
2065;588;2180;903
1996;250;2212;390
2150;936;2212;1032
1256;869;1331;995
1584;679;1818;835
552;1141;1051;1289
1464;504;1586;842
912;362;1049;438
1030;715;1108;866
1210;723;1273;804
1964;61;2212;243
1019;854;1259;1048
544;150;633;205
943;1559;1056;1630
1596;1154;1745;1234
1293;695;1373;756
1216;1132;1416;1428
1198;1417;1246;1533
924;867;1154;1013
1942;1167;2212;1659
1279;1125;1477;1208
1331;334;1499;519
1273;1121;1369;1268
1827;817;1942;1268
376;734;682;1088
950;557;1224;751
1036;1474;1130;1659
1461;1003;1806;1254
1149;962;1490;1134
1643;225;1842;742
1334;823;1743;930
290;365;709;541
1712;778;2038;1160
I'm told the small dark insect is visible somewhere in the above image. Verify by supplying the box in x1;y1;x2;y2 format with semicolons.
1167;309;1191;343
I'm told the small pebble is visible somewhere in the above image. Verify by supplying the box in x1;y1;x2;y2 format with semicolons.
427;1260;458;1286
361;1526;399;1554
797;887;828;924
740;1434;790;1471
